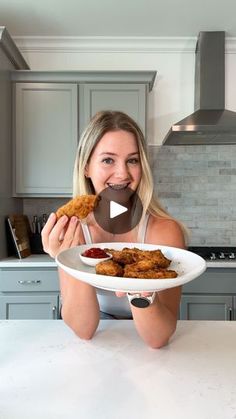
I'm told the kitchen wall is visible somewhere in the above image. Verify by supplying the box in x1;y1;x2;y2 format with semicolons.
18;37;236;246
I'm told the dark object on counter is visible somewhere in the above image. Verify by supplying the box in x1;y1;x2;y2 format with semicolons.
6;215;31;258
30;233;45;254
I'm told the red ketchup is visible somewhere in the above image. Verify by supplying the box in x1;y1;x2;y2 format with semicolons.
82;248;109;259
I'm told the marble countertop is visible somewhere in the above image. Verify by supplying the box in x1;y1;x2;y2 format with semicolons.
0;254;57;268
0;254;236;268
0;320;236;419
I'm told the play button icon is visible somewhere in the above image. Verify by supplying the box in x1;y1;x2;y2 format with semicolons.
110;201;128;219
93;186;143;235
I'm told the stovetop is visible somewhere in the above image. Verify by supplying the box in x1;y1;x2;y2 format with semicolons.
188;247;236;261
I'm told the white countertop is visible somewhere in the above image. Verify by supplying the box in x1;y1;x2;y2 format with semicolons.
0;320;236;419
0;254;236;268
0;254;57;268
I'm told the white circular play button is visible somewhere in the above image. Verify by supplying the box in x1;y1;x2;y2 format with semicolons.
110;201;128;219
93;187;143;234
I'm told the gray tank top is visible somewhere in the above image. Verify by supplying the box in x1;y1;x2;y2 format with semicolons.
80;214;150;318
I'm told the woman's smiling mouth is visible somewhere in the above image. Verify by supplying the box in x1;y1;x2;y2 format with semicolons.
107;183;130;190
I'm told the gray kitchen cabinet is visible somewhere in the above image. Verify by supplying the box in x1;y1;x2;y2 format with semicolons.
0;267;60;319
13;82;78;197
180;295;233;320
11;71;156;197
79;83;146;135
0;294;59;319
180;268;236;320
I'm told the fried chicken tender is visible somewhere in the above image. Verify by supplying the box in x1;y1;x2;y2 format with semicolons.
134;249;171;268
124;267;178;279
108;250;136;265
96;260;124;277
124;260;157;273
56;195;98;220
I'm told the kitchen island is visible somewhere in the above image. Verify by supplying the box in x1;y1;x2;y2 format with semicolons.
0;320;236;419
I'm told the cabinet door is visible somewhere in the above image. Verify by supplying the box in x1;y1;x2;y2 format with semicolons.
233;297;236;321
14;83;78;197
79;83;147;135
0;294;59;319
180;295;233;320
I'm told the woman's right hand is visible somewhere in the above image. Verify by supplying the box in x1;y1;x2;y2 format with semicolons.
41;213;80;258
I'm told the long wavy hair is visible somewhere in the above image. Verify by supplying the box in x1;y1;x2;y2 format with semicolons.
73;110;188;239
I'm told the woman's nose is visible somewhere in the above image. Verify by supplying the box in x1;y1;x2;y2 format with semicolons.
114;163;130;179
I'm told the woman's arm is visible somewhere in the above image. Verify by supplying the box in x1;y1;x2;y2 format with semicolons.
130;218;186;349
41;213;100;339
59;269;100;340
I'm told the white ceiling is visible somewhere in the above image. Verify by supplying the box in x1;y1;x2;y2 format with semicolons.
1;0;236;38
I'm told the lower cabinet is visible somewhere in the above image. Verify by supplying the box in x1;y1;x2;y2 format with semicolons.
0;294;59;319
180;268;236;321
180;295;234;320
0;267;60;320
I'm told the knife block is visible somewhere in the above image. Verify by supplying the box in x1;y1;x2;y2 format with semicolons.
30;233;45;254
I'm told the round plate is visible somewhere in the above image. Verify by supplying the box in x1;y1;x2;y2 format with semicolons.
56;243;206;293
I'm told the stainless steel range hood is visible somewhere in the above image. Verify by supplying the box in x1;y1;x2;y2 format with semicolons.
163;31;236;145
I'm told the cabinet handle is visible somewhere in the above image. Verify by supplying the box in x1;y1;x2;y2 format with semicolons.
52;306;57;319
17;280;41;285
228;307;233;321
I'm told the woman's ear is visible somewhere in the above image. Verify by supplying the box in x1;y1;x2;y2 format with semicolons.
84;164;89;178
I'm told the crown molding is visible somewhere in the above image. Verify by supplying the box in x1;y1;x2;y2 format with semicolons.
0;27;29;68
13;35;236;54
13;36;197;53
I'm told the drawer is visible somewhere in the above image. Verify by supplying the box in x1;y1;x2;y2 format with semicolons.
183;268;236;293
0;269;60;292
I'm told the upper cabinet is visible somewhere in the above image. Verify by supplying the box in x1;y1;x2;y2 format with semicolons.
79;83;146;135
11;71;156;197
13;82;78;196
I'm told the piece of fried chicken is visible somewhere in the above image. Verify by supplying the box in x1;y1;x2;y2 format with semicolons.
124;267;178;279
56;195;98;220
104;248;171;269
133;249;171;268
96;260;124;277
106;249;136;265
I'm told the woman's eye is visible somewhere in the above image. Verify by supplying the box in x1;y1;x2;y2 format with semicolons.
127;158;139;165
102;157;114;164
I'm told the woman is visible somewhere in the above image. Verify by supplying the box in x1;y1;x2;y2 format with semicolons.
42;111;187;348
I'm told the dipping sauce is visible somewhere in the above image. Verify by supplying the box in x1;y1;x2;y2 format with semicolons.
82;248;109;259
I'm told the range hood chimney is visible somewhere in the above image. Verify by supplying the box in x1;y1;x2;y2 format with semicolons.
163;31;236;145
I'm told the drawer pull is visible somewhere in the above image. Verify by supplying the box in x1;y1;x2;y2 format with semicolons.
17;280;41;285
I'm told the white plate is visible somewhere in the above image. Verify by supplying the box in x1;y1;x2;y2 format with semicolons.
56;243;206;293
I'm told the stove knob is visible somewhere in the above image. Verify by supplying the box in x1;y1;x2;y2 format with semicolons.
229;253;235;259
219;252;225;259
210;253;216;260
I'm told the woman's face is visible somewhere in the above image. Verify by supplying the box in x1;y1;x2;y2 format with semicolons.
85;130;142;195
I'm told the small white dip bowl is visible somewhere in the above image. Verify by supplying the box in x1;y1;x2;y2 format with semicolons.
79;252;112;267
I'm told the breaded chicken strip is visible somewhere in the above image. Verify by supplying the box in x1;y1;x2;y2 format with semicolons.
124;260;157;273
124;267;178;279
109;250;136;265
56;195;98;220
134;249;171;268
96;260;124;277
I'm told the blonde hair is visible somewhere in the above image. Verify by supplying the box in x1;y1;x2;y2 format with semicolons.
73;111;188;240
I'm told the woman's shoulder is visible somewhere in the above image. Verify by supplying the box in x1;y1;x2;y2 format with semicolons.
146;215;186;249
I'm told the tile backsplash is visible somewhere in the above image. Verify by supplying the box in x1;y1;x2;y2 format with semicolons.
149;145;236;246
23;145;236;247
